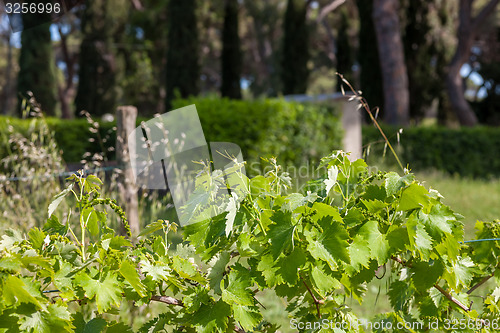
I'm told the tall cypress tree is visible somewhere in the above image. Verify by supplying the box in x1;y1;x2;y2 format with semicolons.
336;8;354;92
165;0;200;109
281;0;310;95
221;0;242;99
356;0;384;114
75;0;128;117
17;2;57;116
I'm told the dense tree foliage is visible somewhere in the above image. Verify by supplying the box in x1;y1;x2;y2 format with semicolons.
221;0;242;99
2;0;500;125
74;0;129;117
335;7;353;93
355;0;384;117
165;0;200;109
281;0;310;95
17;2;57;116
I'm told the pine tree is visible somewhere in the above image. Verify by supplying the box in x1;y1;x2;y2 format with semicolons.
75;0;128;117
165;0;200;109
221;0;242;99
356;0;384;115
402;0;444;121
17;2;57;116
281;0;310;95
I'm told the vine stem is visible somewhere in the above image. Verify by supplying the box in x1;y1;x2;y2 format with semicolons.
467;274;494;295
337;73;405;172
300;274;322;318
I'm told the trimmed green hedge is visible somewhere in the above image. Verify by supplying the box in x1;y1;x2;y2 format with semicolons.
363;125;500;178
5;100;499;178
172;97;343;171
0;116;117;163
0;98;343;172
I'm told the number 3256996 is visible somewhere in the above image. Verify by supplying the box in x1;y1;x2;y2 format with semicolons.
5;2;61;14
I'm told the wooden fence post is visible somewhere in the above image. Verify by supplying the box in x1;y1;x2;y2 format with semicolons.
116;106;139;236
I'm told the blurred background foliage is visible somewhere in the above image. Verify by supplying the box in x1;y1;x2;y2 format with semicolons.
0;0;498;124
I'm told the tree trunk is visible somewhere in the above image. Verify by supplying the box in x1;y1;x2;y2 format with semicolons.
1;33;13;115
372;0;410;126
57;24;76;119
445;0;500;126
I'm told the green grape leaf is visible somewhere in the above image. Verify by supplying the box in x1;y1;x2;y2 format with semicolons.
225;193;239;236
443;256;476;291
363;184;387;201
74;273;123;313
305;217;350;267
48;184;73;218
310;264;342;296
0;256;22;273
268;211;295;259
419;204;455;240
72;313;107;333
276;247;306;285
388;280;415;312
54;260;76;299
361;199;387;214
417;295;440;317
385;172;413;197
19;255;53;272
407;214;433;260
348;235;371;271
435;233;462;263
85;175;103;192
19;303;73;333
106;322;134;333
358;220;390;265
343;207;365;228
257;254;284;287
191;301;230;333
172;256;207;284
43;215;68;236
2;275;41;308
102;236;133;250
119;260;148;297
0;229;23;251
28;228;46;251
399;183;430;211
324;165;339;194
221;268;254;306
82;207;99;237
183;219;210;248
138;220;164;238
386;226;410;252
140;260;170;282
208;252;230;294
232;304;262;331
411;260;444;291
282;193;317;213
250;175;271;198
311;202;343;223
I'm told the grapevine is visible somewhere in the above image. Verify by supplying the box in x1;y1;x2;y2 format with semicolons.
1;151;500;332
